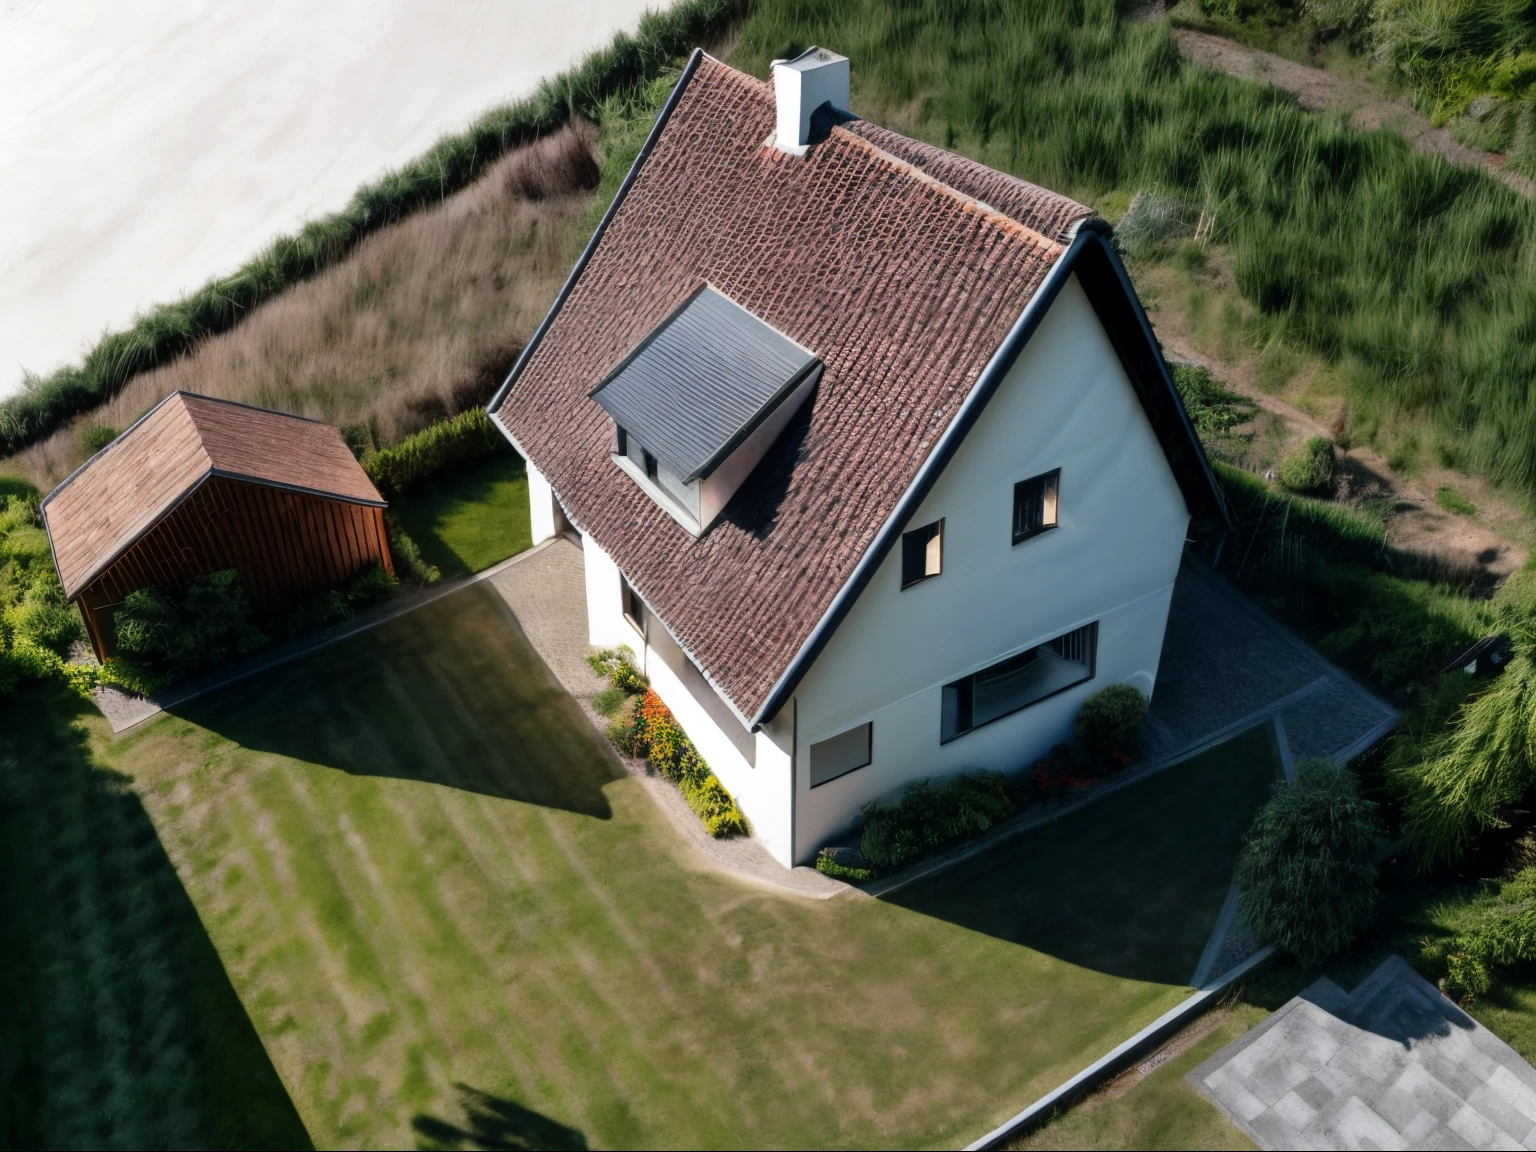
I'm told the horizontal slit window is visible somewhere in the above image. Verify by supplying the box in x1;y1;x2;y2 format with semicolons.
810;722;872;788
1013;468;1060;545
901;519;943;588
941;622;1097;742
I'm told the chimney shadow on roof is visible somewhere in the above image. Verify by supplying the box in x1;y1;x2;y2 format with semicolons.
719;389;817;541
168;584;618;819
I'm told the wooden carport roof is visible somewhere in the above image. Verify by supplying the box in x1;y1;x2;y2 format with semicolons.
42;391;385;599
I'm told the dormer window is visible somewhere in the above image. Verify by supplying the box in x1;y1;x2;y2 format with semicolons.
589;285;821;534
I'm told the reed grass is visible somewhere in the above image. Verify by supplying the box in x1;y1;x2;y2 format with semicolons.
8;127;597;491
733;0;1536;495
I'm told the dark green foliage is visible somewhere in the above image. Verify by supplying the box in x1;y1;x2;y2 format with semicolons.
269;564;400;639
859;773;1014;873
0;0;746;458
1416;865;1536;999
736;0;1536;496
1278;436;1339;495
385;515;442;586
76;424;118;456
1237;758;1382;968
362;409;506;499
112;570;268;679
1170;362;1258;460
1075;684;1150;762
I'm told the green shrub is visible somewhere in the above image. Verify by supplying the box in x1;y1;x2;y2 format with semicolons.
1416;866;1536;1000
1170;362;1258;461
1278;436;1339;495
0;0;748;457
5;570;83;655
362;409;505;499
593;686;629;717
269;564;399;638
859;773;1013;873
815;846;876;885
76;424;118;456
385;515;441;586
1435;486;1477;516
1237;758;1381;968
112;570;268;680
1075;684;1149;764
587;646;647;693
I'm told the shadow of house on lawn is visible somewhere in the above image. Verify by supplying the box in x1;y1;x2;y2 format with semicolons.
171;584;619;819
882;722;1284;987
0;680;311;1149
413;1084;587;1151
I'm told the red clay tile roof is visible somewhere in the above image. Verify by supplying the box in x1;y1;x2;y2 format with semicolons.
43;392;384;598
494;55;1102;721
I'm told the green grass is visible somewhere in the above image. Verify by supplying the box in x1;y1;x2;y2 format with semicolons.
0;682;310;1148
891;722;1285;987
1468;967;1536;1064
1436;485;1478;516
731;0;1536;496
1011;1002;1267;1150
388;452;531;579
85;584;1292;1148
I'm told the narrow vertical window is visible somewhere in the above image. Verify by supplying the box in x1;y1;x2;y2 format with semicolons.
1012;468;1060;545
901;519;944;588
621;575;645;634
643;449;659;482
615;425;628;456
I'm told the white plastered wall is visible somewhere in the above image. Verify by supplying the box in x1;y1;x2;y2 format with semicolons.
790;273;1191;863
527;460;559;546
581;533;797;864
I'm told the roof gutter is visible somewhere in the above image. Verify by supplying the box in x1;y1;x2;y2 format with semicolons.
486;48;706;419
749;225;1226;729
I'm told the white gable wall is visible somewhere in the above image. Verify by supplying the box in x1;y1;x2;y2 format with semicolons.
790;273;1190;862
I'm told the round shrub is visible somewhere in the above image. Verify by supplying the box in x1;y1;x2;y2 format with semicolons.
1075;684;1148;763
1278;436;1338;495
1237;759;1381;969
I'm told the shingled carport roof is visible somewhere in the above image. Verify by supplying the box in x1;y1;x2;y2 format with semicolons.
42;391;385;599
491;52;1219;725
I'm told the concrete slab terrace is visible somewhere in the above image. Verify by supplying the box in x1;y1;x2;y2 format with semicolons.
0;0;655;397
1191;955;1536;1150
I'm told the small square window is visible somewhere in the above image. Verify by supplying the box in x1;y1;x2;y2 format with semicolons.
809;722;872;787
901;520;944;588
643;449;659;482
1013;469;1060;545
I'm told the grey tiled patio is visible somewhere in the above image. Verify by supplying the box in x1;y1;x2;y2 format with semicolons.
1192;956;1536;1150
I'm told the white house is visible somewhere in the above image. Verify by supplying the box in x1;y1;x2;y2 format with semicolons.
489;48;1226;868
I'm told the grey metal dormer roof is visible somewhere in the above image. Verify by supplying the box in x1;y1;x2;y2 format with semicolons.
588;285;818;481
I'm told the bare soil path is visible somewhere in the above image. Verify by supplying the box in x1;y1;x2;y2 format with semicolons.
1171;27;1536;199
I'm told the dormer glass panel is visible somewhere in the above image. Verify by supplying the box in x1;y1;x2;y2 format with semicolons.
589;285;820;534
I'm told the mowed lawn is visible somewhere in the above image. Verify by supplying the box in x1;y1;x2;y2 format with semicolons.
99;584;1268;1149
390;451;532;579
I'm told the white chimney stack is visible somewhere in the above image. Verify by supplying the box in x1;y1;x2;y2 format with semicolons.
770;47;849;154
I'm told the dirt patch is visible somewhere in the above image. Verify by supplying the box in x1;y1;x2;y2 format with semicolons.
1172;27;1536;199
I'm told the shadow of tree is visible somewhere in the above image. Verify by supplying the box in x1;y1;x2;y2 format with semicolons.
413;1084;586;1151
0;679;311;1148
172;584;619;818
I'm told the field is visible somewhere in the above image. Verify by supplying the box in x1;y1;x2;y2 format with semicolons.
0;582;1288;1148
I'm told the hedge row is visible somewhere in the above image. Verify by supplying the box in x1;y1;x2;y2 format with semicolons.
361;408;504;499
0;0;746;459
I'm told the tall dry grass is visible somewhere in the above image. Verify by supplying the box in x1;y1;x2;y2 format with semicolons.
9;124;598;491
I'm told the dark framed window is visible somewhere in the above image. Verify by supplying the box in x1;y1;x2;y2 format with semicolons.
941;622;1097;742
1013;468;1060;544
901;519;944;588
615;425;629;455
643;449;659;482
810;722;872;788
621;576;645;634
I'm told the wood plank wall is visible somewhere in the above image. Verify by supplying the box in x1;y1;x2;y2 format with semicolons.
77;476;393;658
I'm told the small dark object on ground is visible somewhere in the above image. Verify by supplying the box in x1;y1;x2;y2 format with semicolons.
1441;632;1513;678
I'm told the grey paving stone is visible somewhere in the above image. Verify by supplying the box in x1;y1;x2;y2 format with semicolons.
1281;681;1394;762
1190;956;1536;1150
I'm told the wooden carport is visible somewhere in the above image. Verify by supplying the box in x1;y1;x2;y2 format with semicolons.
42;392;393;660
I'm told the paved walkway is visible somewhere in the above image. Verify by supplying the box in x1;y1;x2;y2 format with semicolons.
1192;956;1536;1149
